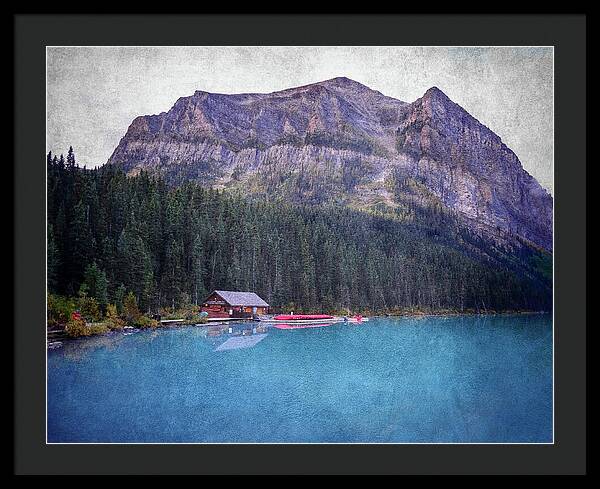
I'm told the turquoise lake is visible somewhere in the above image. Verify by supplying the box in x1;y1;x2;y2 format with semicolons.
47;314;552;443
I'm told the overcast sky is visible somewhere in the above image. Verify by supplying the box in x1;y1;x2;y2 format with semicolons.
47;46;554;194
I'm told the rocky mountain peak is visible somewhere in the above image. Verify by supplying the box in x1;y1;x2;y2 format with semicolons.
423;85;449;100
418;86;461;117
318;76;373;90
108;79;553;251
278;76;370;92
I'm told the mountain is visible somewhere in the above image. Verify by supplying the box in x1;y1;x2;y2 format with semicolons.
107;77;553;252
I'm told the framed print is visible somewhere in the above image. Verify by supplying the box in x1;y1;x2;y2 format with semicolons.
14;13;587;475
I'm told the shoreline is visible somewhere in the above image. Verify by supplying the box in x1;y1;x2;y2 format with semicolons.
373;310;550;318
47;310;551;345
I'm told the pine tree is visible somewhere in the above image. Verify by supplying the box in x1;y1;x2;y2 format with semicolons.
82;262;108;311
47;223;60;292
68;198;95;289
190;234;207;305
114;284;127;314
161;238;184;310
66;146;76;169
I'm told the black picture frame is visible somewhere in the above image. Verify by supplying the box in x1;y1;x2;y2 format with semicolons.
14;14;587;475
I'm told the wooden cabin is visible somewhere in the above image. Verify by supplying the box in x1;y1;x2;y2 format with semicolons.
201;290;270;319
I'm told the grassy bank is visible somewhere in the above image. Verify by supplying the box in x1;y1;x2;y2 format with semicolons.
47;293;208;339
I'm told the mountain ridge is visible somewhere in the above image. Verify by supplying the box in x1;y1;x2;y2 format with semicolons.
107;78;553;252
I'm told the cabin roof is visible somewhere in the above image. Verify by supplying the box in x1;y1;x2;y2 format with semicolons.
211;290;270;307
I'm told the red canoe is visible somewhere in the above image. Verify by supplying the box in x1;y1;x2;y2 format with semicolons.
273;322;338;330
273;314;334;321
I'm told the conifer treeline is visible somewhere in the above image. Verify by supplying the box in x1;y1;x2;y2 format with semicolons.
47;148;552;314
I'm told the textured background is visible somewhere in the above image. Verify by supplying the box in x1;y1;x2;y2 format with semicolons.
46;46;554;194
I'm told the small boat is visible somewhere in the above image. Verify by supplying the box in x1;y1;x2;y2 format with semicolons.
258;314;368;325
258;314;341;324
272;322;339;330
344;315;368;324
274;314;335;321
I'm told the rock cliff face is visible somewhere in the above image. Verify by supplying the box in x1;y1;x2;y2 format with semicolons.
108;77;553;251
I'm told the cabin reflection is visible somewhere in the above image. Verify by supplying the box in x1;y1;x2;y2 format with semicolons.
203;323;267;337
214;333;268;351
200;322;270;351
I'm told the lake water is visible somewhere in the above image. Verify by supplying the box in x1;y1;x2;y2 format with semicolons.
47;314;552;443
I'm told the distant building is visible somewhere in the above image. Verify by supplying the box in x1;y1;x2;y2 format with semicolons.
201;290;270;318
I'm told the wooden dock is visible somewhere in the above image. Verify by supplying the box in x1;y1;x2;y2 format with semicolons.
159;317;250;325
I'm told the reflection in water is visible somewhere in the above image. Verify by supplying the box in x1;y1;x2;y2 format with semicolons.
56;321;269;359
214;333;268;351
202;322;268;338
204;322;270;350
207;325;228;337
61;332;126;361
